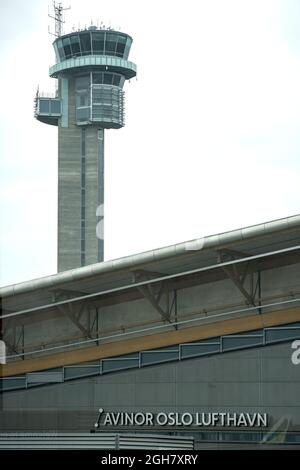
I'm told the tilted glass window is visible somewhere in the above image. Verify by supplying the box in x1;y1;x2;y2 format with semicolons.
92;31;105;54
105;32;118;55
55;31;131;60
56;38;65;61
62;37;72;59
116;35;126;57
80;32;92;55
53;42;60;62
123;36;132;60
70;34;81;56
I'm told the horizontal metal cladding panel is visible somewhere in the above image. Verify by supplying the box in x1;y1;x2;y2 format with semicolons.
0;433;114;437
265;325;300;344
26;372;63;384
118;437;194;450
180;342;220;359
0;436;117;450
118;444;194;450
64;365;100;380
221;334;264;352
140;349;179;366
0;377;26;391
101;357;139;374
0;434;193;450
0;444;116;450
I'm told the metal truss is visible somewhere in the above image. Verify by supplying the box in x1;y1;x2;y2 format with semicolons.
3;321;24;358
217;248;261;312
132;270;178;325
53;289;99;340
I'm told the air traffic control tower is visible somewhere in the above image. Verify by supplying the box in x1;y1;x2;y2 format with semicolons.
35;7;136;272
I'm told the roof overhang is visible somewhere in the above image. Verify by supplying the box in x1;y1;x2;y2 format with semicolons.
49;56;137;79
1;214;300;312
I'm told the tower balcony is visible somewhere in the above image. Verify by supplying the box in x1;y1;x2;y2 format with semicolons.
34;92;62;126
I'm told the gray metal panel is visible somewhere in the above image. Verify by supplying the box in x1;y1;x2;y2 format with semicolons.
140;349;179;366
180;342;220;359
177;355;261;383
26;372;63;383
102;358;139;373
261;382;300;406
222;334;264;352
262;358;300;382
176;382;260;407
0;377;26;392
118;434;194;450
0;433;193;450
0;433;116;449
134;383;176;407
265;326;300;344
64;365;100;380
93;383;135;407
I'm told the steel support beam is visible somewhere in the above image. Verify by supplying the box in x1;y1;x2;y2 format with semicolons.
132;270;171;323
3;323;24;358
54;291;98;340
217;249;260;310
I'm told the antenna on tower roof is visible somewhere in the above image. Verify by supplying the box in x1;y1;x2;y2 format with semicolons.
48;1;71;38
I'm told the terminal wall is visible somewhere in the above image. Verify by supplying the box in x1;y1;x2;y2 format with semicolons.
1;342;299;435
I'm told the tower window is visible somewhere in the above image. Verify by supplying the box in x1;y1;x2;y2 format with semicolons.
92;31;105;55
70;34;81;56
62;37;72;59
116;36;126;57
80;32;92;55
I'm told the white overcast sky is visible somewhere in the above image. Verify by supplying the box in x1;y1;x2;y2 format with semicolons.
1;0;300;287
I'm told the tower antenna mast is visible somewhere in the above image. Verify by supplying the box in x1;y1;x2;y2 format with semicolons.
48;1;71;37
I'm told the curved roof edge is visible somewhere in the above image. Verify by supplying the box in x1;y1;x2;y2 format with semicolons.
1;213;300;298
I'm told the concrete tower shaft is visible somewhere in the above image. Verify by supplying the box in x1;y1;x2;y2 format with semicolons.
35;26;136;272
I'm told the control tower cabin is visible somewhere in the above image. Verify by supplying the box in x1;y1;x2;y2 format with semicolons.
35;23;136;272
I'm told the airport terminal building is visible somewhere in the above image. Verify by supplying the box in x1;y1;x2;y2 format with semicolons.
1;215;300;449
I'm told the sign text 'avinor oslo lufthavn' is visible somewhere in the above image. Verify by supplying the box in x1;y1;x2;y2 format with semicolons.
94;410;268;428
